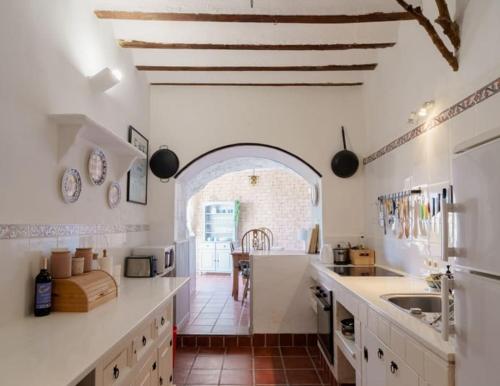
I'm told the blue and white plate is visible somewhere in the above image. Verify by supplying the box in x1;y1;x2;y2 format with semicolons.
61;168;82;204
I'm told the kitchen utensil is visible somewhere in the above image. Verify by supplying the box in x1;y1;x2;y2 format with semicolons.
341;318;355;340
333;245;350;265
149;146;180;182
331;126;359;178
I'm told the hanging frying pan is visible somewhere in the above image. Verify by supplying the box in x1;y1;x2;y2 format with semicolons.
331;126;359;178
149;146;180;183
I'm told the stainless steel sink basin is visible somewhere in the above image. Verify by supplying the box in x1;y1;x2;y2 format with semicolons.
383;294;442;313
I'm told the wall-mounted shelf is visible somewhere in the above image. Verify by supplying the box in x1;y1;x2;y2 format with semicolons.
49;113;146;180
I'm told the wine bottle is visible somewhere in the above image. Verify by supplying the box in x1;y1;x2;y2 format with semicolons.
34;258;52;317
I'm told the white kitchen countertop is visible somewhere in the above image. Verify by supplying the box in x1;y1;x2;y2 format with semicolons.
311;261;455;362
0;276;189;386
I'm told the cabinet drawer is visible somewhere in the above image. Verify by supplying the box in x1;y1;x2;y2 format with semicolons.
133;321;154;362
103;347;130;386
134;350;159;386
155;303;172;338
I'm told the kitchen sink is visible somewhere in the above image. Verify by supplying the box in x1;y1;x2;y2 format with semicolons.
384;294;442;313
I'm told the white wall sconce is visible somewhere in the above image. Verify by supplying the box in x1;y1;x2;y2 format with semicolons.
408;100;435;124
89;67;122;92
418;100;435;117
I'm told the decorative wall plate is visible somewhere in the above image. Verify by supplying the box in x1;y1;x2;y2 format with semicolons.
88;149;107;185
61;168;82;204
311;183;320;207
108;181;121;209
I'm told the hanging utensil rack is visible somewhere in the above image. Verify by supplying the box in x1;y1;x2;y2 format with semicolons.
377;189;422;201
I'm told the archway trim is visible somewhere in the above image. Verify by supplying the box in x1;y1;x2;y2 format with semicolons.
174;142;322;179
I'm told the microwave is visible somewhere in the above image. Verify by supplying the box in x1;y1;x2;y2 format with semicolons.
132;245;175;275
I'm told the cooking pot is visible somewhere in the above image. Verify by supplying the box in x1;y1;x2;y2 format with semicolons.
333;246;350;265
331;126;359;178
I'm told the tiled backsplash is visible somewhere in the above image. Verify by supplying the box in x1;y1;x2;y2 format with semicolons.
0;223;150;240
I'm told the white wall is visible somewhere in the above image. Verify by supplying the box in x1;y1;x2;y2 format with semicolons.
0;0;150;324
362;0;500;275
149;86;366;247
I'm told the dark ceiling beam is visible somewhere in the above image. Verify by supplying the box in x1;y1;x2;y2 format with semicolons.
95;10;414;24
150;82;364;86
137;64;377;71
119;40;396;50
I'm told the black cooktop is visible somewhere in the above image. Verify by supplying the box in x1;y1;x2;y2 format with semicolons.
329;266;403;277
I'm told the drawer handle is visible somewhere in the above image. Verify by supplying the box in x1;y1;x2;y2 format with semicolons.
169;339;173;347
169;375;173;383
152;361;157;371
161;316;165;326
377;348;384;359
390;361;398;374
142;336;147;346
159;377;163;385
113;365;120;380
363;347;368;362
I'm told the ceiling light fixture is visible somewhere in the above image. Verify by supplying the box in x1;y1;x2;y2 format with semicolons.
249;169;259;186
89;67;122;92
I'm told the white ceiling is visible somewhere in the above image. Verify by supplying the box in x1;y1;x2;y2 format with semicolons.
92;0;419;85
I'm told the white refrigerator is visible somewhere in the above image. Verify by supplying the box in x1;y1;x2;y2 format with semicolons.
449;127;500;386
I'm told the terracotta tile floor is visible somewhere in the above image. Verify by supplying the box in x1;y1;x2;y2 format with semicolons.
180;274;250;335
174;346;326;386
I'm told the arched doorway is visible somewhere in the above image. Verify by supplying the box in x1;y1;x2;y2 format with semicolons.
175;143;323;242
173;144;323;334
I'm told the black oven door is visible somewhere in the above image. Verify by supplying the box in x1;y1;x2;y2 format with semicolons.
315;288;334;363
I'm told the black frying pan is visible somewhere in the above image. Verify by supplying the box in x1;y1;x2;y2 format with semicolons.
331;126;359;178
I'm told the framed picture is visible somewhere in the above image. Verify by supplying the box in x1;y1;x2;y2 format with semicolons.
127;126;148;205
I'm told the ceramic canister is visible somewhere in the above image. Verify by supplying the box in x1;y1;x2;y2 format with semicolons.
50;249;72;279
71;257;85;276
75;248;93;272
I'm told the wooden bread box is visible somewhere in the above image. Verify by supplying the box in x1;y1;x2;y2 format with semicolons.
52;270;118;312
349;249;375;265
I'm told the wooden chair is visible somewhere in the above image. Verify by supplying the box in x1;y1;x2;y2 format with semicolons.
241;229;271;253
238;229;271;303
259;227;274;246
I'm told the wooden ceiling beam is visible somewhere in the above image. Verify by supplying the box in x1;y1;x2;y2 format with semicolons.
150;82;363;86
95;10;414;24
119;40;396;50
137;64;377;72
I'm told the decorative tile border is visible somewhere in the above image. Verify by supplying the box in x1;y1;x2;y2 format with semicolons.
177;333;318;348
0;223;150;240
363;76;500;165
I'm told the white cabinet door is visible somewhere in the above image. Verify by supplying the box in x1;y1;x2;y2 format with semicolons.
199;249;216;272
386;350;419;386
362;329;386;386
216;250;232;273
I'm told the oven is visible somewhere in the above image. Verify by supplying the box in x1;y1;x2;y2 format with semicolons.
313;284;334;364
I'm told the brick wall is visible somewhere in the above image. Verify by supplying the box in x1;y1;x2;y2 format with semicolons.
189;169;313;251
